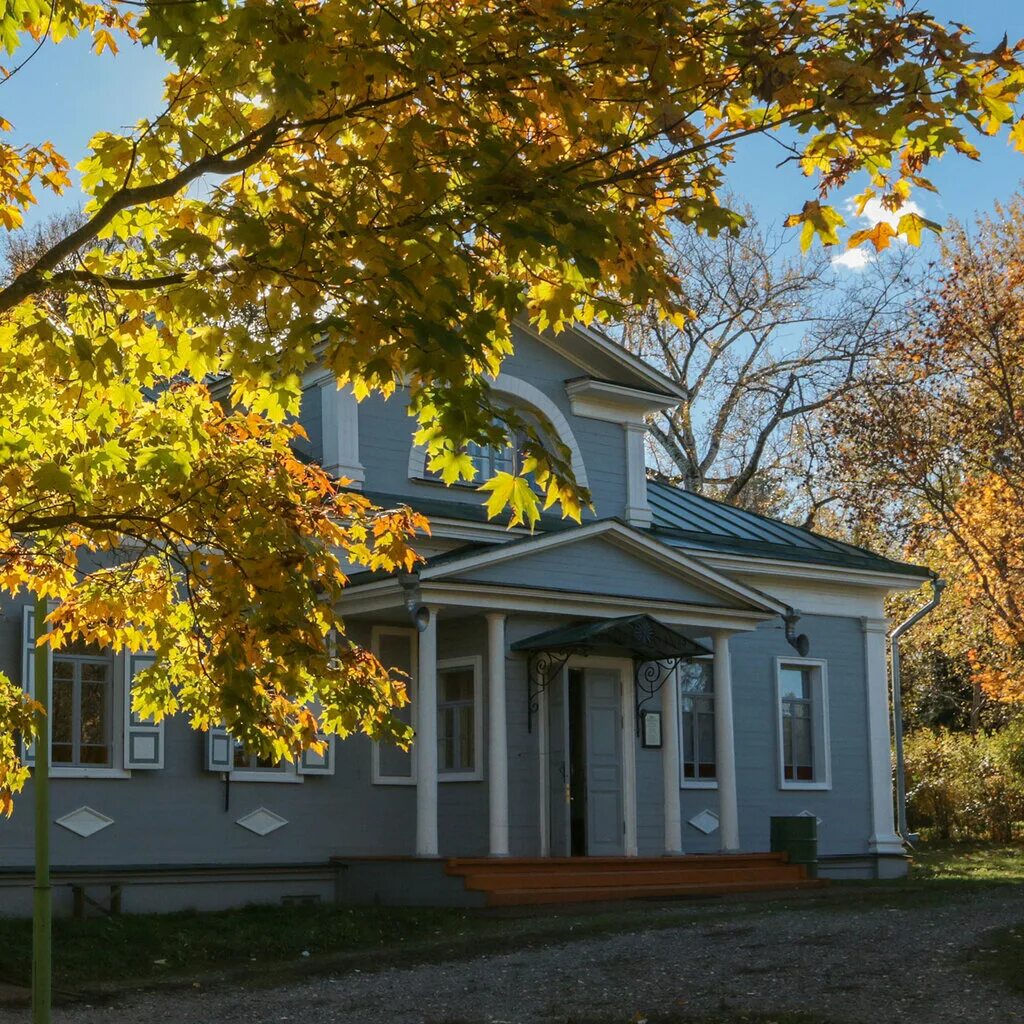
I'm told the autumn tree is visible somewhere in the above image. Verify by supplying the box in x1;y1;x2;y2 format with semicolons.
3;0;1024;812
616;206;917;522
831;195;1024;707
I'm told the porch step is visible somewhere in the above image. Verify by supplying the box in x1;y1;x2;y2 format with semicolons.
483;877;828;907
459;866;804;891
446;853;788;874
444;853;825;907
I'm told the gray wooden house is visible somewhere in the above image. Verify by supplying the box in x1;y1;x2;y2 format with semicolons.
0;323;928;913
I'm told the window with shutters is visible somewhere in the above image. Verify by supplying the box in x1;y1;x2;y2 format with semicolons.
20;605;135;778
229;741;302;783
677;660;716;787
775;659;831;790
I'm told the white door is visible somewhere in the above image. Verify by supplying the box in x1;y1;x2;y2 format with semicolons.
585;668;625;856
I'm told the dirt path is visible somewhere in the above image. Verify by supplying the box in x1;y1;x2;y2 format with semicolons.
3;887;1024;1024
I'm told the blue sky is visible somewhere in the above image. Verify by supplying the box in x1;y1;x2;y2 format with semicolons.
3;2;1024;248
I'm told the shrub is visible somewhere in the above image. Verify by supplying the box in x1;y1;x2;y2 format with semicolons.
904;721;1024;841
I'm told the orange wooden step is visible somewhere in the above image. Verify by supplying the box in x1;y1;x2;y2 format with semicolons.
445;853;790;876
460;866;806;892
483;877;827;907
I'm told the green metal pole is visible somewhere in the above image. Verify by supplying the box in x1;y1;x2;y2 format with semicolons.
32;597;51;1024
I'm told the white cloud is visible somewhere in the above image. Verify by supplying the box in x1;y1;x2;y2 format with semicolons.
831;196;925;272
831;247;873;271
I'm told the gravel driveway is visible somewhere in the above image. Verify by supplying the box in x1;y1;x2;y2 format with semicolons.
3;887;1024;1024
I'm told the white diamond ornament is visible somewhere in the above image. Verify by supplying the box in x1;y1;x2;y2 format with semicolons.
56;807;113;838
236;807;288;836
688;809;720;835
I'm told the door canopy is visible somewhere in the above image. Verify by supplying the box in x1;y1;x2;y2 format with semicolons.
512;614;710;732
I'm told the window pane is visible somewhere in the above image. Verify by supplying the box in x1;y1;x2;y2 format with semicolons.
697;710;716;777
679;662;712;695
376;632;415;778
438;707;454;771
492;445;515;476
780;666;811;700
51;677;73;765
459;704;474;770
681;706;695;775
791;714;813;770
442;669;474;703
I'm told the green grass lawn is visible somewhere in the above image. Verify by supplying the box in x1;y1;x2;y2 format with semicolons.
909;840;1024;884
0;840;1020;1001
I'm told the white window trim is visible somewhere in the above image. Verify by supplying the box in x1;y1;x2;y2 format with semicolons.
437;655;484;783
227;739;305;784
50;650;130;780
774;657;832;792
371;625;418;786
229;766;303;784
678;657;718;790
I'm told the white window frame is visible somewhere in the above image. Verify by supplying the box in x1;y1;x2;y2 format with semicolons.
436;655;484;782
774;657;832;791
371;625;418;786
677;658;717;790
51;650;130;780
228;744;303;784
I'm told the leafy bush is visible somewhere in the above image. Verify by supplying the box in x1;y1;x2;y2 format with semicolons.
904;721;1024;842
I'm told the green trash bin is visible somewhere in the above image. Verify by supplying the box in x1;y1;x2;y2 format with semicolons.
770;815;818;878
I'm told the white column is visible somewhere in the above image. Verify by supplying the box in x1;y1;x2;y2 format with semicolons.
862;617;904;856
712;630;740;853
486;613;510;857
661;666;683;855
415;607;439;857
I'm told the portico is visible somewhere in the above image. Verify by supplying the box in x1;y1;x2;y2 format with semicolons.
341;518;788;862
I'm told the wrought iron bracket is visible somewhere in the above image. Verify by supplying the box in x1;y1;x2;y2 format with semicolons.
527;650;573;733
633;657;683;734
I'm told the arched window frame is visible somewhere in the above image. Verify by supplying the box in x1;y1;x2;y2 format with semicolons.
406;375;590;490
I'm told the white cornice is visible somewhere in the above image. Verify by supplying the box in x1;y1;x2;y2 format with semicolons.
340;578;773;631
565;377;680;424
514;317;686;400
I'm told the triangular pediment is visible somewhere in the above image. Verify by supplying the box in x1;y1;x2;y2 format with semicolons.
422;521;785;614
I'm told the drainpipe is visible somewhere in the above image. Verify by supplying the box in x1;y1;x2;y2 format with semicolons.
888;576;945;843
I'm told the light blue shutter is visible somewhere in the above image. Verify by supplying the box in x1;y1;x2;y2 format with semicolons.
298;735;335;775
204;726;232;771
20;604;53;766
122;654;164;769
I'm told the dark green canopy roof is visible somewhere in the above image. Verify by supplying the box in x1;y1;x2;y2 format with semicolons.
511;614;710;661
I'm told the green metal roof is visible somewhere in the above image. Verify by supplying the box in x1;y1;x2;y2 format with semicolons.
345;483;928;580
646;480;928;578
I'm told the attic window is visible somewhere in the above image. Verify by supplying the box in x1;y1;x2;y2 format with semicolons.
423;423;525;485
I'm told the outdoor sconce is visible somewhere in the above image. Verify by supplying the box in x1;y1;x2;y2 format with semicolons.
398;571;431;633
783;609;810;657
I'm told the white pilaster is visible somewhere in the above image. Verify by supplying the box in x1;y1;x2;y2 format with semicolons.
712;630;740;852
621;670;639;857
319;378;365;487
486;613;510;857
661;666;683;855
623;422;653;527
537;683;550;857
862;616;904;855
415;608;439;856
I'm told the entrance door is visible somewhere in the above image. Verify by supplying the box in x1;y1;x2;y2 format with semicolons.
566;667;625;856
